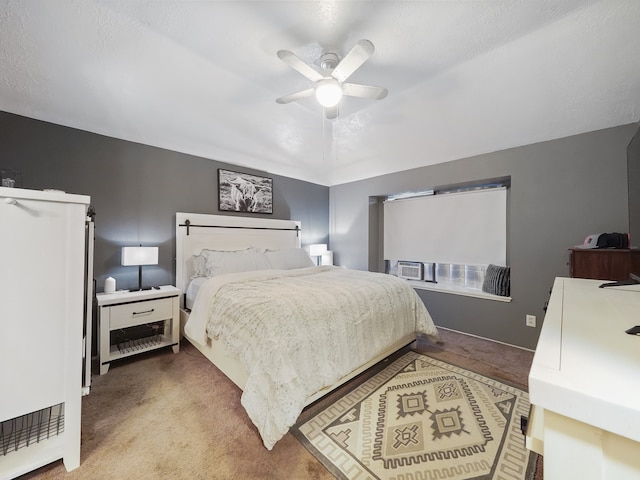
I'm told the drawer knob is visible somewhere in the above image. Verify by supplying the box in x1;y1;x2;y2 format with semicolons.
132;308;155;316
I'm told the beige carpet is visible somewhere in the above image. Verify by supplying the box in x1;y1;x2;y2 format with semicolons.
16;328;540;479
292;349;536;479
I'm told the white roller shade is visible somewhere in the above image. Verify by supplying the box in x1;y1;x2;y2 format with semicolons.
383;187;507;266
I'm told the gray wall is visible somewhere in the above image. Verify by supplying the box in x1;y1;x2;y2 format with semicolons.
330;123;639;349
0;111;329;292
3;110;637;351
628;124;640;244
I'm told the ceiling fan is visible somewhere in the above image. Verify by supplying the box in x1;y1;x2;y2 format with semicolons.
275;39;388;119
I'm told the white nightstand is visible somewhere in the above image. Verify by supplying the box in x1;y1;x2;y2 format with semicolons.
97;285;180;375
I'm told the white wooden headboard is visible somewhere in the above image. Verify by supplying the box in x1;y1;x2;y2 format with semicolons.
175;212;302;298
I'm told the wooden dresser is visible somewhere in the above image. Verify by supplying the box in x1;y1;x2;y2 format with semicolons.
569;247;640;280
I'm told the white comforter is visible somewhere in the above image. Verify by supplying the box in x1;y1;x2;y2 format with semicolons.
185;266;439;450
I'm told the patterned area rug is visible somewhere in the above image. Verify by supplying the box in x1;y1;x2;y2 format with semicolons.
293;350;536;480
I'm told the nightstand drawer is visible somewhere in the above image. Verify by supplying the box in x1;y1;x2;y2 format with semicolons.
109;298;173;329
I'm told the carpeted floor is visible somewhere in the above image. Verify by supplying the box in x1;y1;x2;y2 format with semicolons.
16;328;541;480
293;349;536;479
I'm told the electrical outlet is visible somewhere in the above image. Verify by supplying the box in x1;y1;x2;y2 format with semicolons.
526;314;536;327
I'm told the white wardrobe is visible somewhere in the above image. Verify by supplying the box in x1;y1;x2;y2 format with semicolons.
0;187;93;479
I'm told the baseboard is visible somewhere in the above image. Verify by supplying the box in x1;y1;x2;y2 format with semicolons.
436;325;535;353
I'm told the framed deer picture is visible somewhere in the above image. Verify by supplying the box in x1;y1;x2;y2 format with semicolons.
218;169;273;214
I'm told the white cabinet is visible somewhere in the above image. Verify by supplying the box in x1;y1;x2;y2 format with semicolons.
97;286;180;375
0;187;91;479
527;277;640;479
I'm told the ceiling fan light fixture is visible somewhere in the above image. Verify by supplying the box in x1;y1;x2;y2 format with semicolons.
315;78;343;107
276;40;384;117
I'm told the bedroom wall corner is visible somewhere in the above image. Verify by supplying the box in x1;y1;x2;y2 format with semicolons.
627;121;640;246
0;111;330;293
329;123;638;350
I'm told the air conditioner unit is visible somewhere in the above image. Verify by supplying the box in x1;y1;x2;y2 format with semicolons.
397;261;423;281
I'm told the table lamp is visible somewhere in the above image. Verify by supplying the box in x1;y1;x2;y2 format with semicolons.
121;246;158;291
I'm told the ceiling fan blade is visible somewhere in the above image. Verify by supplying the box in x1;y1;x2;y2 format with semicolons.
342;83;388;100
277;50;324;82
331;39;375;83
275;88;314;104
325;105;338;120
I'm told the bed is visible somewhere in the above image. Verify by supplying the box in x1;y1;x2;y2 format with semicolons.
175;212;439;449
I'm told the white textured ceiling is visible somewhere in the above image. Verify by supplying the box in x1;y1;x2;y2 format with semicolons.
1;1;639;186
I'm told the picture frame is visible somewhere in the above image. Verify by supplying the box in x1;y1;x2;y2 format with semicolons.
218;168;273;214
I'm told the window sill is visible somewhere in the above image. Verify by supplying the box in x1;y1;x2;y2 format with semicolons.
406;280;512;302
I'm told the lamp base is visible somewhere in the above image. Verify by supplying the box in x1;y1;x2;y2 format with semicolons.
129;265;153;292
128;286;160;292
129;286;152;292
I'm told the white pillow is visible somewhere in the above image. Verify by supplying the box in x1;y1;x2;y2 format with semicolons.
191;254;207;279
265;248;315;270
192;247;259;278
202;248;271;277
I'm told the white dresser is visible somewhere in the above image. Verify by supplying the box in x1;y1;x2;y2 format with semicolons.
527;277;640;479
0;187;92;479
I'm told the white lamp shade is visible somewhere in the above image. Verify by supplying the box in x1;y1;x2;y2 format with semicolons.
315;79;342;107
309;244;328;256
121;246;158;266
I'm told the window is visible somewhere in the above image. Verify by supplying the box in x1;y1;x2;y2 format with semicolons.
383;181;509;300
